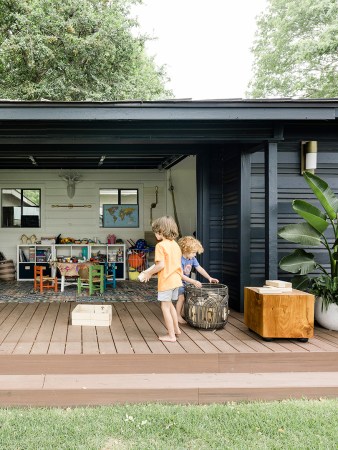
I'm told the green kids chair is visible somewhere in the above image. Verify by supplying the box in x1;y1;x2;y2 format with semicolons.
77;264;104;295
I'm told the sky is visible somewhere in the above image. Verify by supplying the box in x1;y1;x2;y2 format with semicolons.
133;0;268;100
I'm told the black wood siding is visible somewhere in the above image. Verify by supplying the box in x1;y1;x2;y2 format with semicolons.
250;142;338;288
197;136;338;313
197;150;242;311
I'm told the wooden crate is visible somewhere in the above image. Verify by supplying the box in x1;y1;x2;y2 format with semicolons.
71;305;112;326
244;287;314;339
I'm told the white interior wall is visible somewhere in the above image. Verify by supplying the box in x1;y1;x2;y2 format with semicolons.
166;155;197;236
0;169;166;264
0;159;197;264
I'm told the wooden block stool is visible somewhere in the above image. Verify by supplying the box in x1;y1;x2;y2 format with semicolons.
244;287;314;341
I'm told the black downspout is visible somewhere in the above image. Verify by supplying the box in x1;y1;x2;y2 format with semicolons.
240;152;252;311
196;152;210;272
265;142;278;280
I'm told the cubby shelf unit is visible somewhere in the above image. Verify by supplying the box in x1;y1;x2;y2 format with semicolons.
17;244;126;281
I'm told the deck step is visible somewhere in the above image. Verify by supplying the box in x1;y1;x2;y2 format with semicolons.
1;352;338;375
1;372;338;406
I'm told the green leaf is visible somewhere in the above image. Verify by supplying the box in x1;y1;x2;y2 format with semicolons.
0;0;172;101
247;1;338;98
279;249;317;275
291;274;311;291
278;223;322;246
303;171;338;220
292;199;328;234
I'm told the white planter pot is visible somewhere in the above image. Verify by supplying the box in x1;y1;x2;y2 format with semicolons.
314;297;338;331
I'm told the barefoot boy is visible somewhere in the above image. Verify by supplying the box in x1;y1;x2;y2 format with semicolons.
176;236;219;324
140;216;183;342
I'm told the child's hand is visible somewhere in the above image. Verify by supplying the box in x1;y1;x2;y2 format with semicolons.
142;271;152;282
193;280;202;288
209;277;219;283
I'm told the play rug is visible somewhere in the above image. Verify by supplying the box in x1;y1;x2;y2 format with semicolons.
0;280;157;303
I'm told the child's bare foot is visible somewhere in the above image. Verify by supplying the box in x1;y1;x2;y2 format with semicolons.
159;335;176;342
174;328;181;336
177;316;187;325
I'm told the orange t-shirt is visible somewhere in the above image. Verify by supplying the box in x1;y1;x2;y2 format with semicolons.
155;239;183;292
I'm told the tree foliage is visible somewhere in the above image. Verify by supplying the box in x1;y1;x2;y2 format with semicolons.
0;0;172;101
248;0;338;98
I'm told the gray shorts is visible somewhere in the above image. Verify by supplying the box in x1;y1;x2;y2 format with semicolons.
158;287;180;302
178;286;185;296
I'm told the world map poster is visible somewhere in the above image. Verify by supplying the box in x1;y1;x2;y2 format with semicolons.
103;204;139;228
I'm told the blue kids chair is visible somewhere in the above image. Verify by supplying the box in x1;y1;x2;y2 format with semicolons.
104;262;117;289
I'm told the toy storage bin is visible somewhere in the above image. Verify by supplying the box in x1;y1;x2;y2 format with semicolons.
127;249;149;280
0;260;16;281
72;304;112;326
128;267;140;281
184;283;229;330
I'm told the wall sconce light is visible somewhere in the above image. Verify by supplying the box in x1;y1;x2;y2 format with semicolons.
300;141;317;174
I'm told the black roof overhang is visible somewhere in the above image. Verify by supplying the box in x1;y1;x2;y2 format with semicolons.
0;99;337;170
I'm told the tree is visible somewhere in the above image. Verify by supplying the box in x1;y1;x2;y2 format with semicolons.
0;0;172;101
247;0;338;98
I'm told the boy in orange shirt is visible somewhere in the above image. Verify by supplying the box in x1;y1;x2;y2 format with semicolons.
140;216;183;342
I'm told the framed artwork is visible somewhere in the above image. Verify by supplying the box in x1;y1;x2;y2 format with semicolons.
103;204;139;228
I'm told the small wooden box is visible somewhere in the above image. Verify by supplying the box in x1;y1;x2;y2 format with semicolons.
244;287;314;339
71;304;112;326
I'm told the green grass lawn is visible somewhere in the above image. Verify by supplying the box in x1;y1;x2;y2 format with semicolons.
0;399;337;449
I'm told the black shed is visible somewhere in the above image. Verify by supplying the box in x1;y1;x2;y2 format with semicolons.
1;99;338;311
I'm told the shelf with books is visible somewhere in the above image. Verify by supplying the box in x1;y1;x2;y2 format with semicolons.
17;244;53;280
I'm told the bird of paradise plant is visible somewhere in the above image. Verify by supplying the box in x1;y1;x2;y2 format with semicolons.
278;171;338;309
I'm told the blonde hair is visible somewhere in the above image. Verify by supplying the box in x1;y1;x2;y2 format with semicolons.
152;216;179;240
178;236;204;254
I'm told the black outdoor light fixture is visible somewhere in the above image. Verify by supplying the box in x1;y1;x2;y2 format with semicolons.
300;141;317;174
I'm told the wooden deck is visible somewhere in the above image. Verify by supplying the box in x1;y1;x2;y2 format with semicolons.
1;301;338;405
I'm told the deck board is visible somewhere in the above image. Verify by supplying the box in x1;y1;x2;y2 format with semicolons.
110;304;134;354
0;304;27;347
13;303;49;355
0;301;336;356
65;304;82;354
144;302;214;354
0;303;17;326
48;303;70;354
30;303;60;354
124;302;168;354
114;303;151;354
96;325;116;355
82;325;100;355
140;302;186;354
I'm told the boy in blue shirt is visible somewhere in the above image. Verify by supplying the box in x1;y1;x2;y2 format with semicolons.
176;236;219;324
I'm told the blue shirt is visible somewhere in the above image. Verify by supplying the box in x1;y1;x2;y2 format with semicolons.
181;256;199;285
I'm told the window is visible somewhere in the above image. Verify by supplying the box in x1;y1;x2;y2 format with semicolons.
99;188;138;227
1;189;41;228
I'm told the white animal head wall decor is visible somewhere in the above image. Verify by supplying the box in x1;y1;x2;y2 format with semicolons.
58;169;82;199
